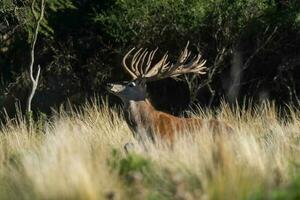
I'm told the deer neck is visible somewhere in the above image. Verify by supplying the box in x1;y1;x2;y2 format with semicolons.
123;99;156;140
124;99;156;124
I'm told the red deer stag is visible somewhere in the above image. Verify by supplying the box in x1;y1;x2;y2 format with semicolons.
107;43;232;147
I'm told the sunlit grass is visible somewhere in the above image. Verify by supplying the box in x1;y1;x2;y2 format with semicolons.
0;101;299;199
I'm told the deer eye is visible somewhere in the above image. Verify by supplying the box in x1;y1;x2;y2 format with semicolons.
128;82;136;87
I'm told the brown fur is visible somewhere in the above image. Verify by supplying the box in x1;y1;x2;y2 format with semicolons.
124;99;233;144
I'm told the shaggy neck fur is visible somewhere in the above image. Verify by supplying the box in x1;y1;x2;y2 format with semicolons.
123;99;156;143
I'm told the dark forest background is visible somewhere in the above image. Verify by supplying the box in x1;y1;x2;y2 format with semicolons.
1;0;300;116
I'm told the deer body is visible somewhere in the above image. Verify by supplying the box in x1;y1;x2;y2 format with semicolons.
124;99;195;143
123;98;231;144
107;42;232;146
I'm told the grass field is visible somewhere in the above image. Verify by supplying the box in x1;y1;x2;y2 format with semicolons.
0;101;300;200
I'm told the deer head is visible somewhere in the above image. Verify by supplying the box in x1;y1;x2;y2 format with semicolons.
106;42;207;104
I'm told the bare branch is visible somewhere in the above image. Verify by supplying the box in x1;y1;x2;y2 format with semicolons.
242;26;278;71
27;0;45;114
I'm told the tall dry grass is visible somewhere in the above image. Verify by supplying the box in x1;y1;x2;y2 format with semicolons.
0;101;299;200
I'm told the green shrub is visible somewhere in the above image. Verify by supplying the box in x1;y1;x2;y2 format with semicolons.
108;149;152;183
108;149;203;200
93;0;278;46
254;174;300;200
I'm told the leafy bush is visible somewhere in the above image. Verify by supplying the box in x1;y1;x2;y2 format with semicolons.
253;173;300;200
108;149;204;200
1;0;300;115
108;149;152;179
94;0;277;45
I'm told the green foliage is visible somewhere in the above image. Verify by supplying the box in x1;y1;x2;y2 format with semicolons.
0;0;30;31
108;150;300;200
43;0;78;38
1;0;300;114
273;175;300;200
108;149;203;199
94;0;278;46
1;0;76;44
47;0;76;11
296;14;300;27
254;174;300;200
92;0;300;106
108;149;152;180
94;0;205;45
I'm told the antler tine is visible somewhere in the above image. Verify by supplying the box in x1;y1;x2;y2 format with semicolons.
146;42;207;80
145;53;169;78
178;41;190;63
122;48;138;79
190;54;206;70
136;49;148;76
145;48;158;73
132;48;144;77
170;52;207;77
122;42;207;81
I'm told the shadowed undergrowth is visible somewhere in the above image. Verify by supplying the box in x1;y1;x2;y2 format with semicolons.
0;101;300;200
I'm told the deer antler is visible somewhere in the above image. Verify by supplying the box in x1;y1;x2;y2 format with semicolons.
122;42;207;81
